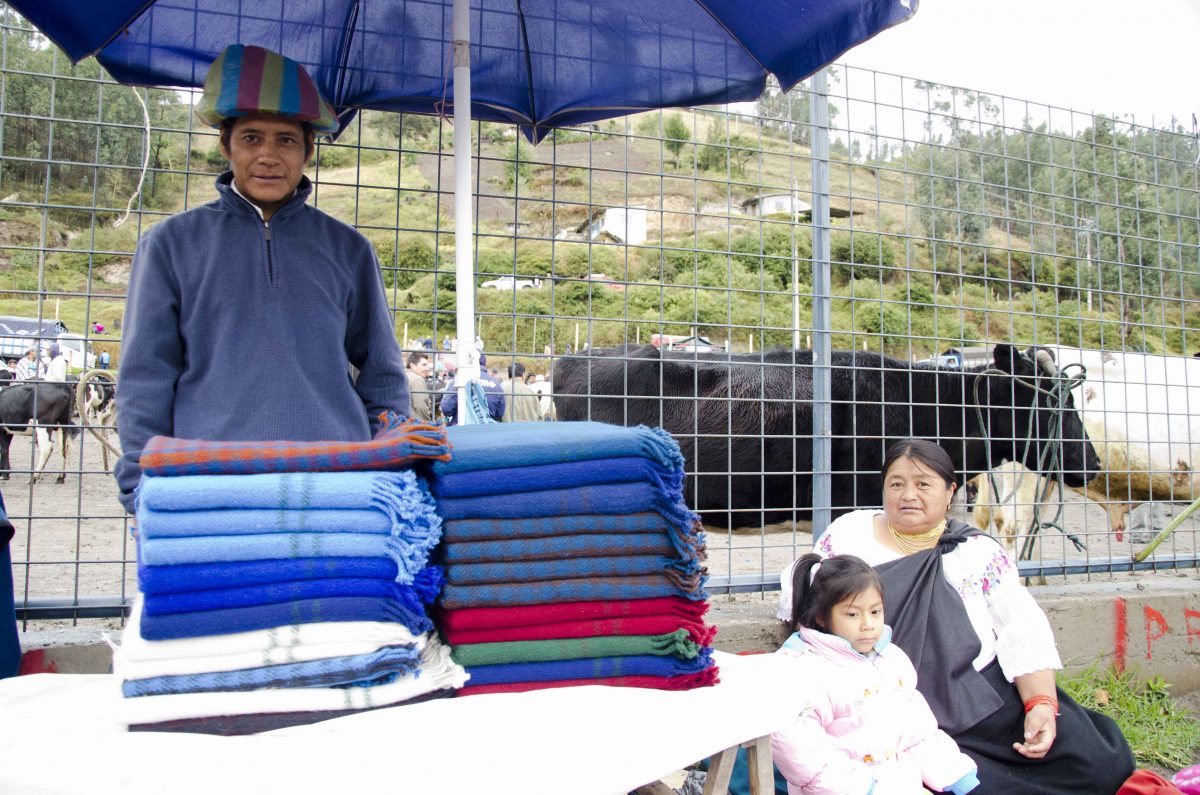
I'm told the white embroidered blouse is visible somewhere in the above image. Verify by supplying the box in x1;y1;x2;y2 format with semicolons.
778;509;1062;681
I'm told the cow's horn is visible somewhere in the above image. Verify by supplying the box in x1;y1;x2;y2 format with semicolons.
1035;349;1057;376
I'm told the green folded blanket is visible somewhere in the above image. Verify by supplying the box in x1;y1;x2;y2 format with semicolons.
450;630;700;667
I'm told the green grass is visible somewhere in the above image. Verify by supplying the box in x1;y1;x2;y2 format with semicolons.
1059;666;1200;771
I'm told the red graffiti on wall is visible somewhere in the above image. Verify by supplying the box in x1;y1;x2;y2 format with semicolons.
1114;598;1128;674
1185;609;1200;647
1144;606;1171;661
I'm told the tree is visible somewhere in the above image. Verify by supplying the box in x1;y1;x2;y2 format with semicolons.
663;114;690;167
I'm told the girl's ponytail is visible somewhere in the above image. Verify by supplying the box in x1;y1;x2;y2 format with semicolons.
789;553;823;633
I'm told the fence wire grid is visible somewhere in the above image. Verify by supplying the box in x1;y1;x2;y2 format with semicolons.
0;13;1197;622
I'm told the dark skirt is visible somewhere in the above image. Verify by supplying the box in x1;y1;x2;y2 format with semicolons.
955;660;1134;795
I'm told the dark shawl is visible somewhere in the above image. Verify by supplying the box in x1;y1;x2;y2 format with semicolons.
875;518;1004;734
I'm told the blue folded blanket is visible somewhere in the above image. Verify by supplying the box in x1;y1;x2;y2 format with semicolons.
440;532;677;564
140;471;425;512
138;595;434;641
438;573;707;609
123;644;422;698
444;555;696;586
138;532;431;585
436;481;698;530
138;557;400;595
141;566;444;616
441;512;669;542
138;507;397;537
429;457;678;499
431;422;684;475
464;648;714;686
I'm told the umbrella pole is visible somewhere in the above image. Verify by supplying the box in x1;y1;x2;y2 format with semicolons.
452;0;481;422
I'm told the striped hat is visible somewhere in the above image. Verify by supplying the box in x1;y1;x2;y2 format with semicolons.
196;44;339;134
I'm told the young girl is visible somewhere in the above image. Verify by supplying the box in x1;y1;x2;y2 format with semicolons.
771;553;980;795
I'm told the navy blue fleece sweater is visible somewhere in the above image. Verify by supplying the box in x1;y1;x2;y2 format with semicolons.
115;172;408;512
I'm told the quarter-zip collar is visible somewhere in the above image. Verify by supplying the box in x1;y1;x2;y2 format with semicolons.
215;170;312;223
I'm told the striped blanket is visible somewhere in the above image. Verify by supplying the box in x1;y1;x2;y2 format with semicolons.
450;630;700;667
142;566;444;616
429;457;677;499
431;421;684;475
441;512;672;541
436;614;716;647
456;668;719;696
435;596;709;630
138;557;400;596
463;647;713;686
444;555;696;586
438;572;707;609
435;481;697;528
440;533;678;564
138;595;434;641
123;643;421;698
140;414;450;476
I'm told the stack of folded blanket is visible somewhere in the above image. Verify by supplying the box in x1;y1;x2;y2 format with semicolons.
428;421;718;695
111;415;469;734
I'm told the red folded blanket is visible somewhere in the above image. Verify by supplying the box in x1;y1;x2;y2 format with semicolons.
455;668;719;696
140;414;450;476
439;614;718;646
436;597;708;631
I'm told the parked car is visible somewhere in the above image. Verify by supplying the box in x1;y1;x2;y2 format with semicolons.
650;333;722;353
480;276;542;290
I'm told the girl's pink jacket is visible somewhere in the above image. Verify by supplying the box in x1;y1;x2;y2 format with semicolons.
771;626;978;795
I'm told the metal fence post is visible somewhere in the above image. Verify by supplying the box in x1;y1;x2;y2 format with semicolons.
809;68;833;538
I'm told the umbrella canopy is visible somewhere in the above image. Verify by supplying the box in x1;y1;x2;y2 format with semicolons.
13;0;916;142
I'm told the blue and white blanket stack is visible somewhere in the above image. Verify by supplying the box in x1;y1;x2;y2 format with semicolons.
112;469;466;734
428;421;717;695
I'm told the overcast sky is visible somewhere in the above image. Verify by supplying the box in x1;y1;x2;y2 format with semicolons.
838;0;1197;129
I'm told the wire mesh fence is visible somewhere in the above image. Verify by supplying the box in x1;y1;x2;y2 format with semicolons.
0;12;1197;621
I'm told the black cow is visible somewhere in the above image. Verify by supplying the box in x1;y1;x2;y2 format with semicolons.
553;343;1099;528
0;381;77;483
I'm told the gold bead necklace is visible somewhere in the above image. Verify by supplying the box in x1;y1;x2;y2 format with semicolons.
887;519;947;554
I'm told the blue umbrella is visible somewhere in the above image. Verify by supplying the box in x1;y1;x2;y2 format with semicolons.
9;0;918;416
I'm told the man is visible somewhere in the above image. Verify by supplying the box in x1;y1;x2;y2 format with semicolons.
405;352;434;423
115;44;408;513
14;349;39;381
501;362;543;423
440;354;504;425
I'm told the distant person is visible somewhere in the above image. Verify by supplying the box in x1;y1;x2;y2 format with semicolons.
45;343;68;382
14;349;40;381
440;354;505;425
97;350;111;370
405;352;435;423
502;362;543;423
442;335;451;351
93;322;105;334
563;343;572;355
528;374;555;421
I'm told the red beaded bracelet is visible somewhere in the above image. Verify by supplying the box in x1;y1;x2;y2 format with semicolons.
1023;694;1060;715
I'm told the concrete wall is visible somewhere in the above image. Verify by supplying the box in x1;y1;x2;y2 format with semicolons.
14;573;1200;692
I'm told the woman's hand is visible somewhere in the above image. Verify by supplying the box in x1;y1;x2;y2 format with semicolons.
1013;703;1057;758
1013;669;1059;758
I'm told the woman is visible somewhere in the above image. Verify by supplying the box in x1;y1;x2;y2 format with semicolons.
780;438;1134;795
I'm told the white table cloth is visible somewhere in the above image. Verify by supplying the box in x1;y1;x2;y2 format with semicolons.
0;650;804;795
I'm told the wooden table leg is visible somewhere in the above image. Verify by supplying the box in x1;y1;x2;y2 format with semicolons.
701;744;739;795
742;735;774;795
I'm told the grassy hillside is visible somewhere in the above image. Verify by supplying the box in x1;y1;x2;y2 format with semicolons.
0;106;1196;373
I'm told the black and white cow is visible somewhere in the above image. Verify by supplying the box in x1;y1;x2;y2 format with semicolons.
553;343;1099;528
0;381;77;483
